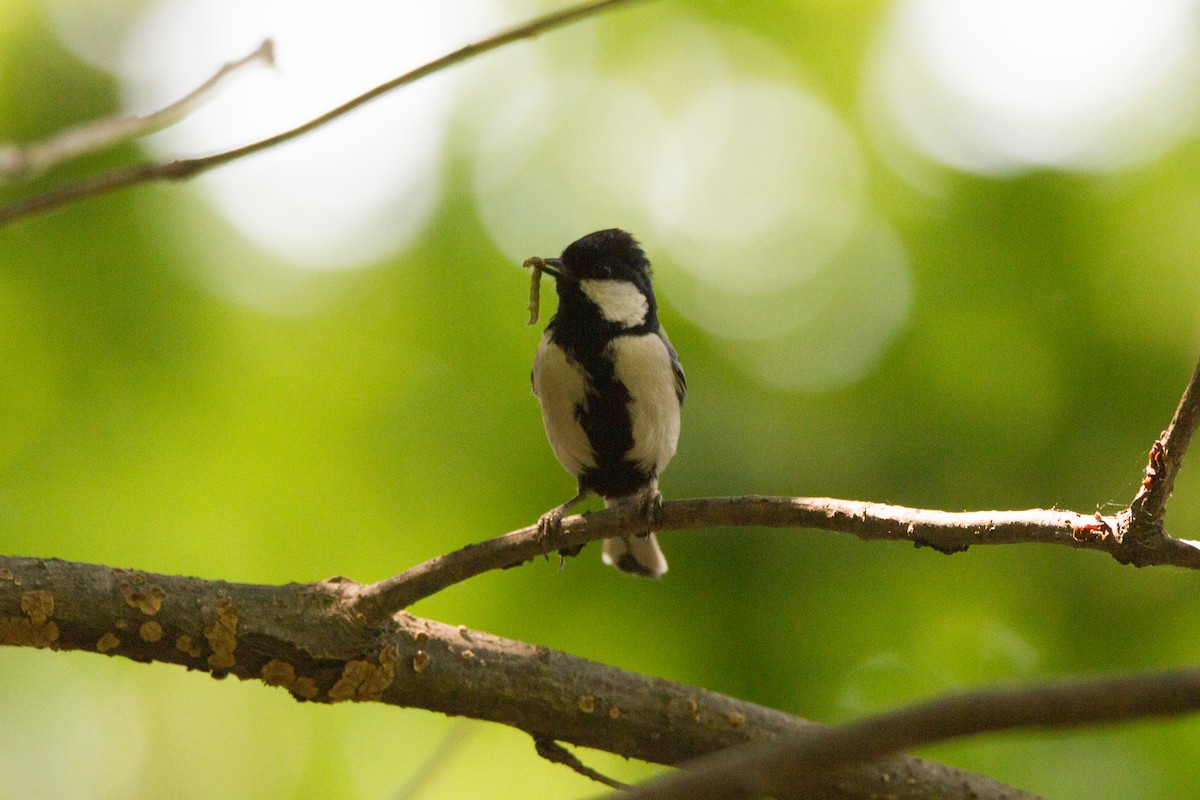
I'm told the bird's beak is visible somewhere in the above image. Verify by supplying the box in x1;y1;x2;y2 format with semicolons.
538;257;565;279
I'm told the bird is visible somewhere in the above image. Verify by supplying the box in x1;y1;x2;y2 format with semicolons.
529;229;685;577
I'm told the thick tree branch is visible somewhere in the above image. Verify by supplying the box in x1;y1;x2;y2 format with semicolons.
350;498;1200;625
620;666;1200;800
0;0;649;227
0;554;1034;800
0;40;275;181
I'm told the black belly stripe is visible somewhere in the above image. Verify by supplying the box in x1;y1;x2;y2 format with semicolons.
576;346;653;498
547;282;661;500
550;353;652;497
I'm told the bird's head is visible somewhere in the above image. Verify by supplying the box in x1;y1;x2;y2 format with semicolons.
547;228;650;284
536;229;656;329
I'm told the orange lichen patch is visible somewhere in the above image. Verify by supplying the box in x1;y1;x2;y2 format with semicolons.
0;590;59;648
96;631;121;653
608;706;622;720
412;650;430;673
328;643;400;702
261;659;319;700
204;600;238;670
0;616;59;647
577;695;596;714
261;659;295;685
0;568;13;580
175;634;202;658
20;590;54;625
139;621;163;643
727;712;746;727
124;585;166;616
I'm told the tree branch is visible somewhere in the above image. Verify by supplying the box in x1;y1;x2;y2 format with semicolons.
619;666;1200;800
0;0;650;227
1127;353;1200;544
350;497;1200;625
350;356;1200;623
0;554;1034;800
0;40;275;181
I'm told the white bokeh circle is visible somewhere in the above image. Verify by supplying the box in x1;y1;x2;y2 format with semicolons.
112;0;506;268
468;18;910;392
870;0;1200;173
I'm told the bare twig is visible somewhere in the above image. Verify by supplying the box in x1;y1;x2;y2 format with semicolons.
0;40;275;181
1127;354;1200;543
350;497;1200;624
618;666;1200;800
534;737;632;791
0;554;1033;800
350;354;1200;622
0;0;649;227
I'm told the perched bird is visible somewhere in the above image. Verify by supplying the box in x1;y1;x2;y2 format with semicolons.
529;229;685;577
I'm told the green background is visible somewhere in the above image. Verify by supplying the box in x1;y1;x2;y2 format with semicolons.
2;1;1200;798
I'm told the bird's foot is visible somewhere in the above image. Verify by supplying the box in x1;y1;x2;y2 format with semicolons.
537;507;585;567
537;508;565;539
638;489;664;534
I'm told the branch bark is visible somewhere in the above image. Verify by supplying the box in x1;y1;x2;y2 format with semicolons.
350;497;1200;625
0;554;1035;800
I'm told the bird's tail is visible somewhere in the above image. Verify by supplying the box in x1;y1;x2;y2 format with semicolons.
601;533;667;578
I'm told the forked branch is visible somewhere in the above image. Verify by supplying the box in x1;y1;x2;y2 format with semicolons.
0;0;650;227
1126;355;1200;542
0;40;275;180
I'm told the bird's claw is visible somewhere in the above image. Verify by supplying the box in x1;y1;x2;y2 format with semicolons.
537;509;564;542
537;508;585;569
639;490;664;533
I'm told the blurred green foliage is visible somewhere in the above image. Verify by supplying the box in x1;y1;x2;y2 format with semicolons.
2;1;1200;798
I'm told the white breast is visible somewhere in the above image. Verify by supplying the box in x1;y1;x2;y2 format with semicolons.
609;333;682;475
580;280;649;327
532;333;596;476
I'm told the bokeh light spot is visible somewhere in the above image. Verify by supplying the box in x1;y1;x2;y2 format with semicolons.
469;17;909;393
871;0;1200;173
92;0;506;272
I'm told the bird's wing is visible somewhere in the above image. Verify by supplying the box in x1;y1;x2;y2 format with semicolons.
657;328;686;406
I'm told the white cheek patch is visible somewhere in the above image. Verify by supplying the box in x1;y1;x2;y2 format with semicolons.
532;333;596;475
609;334;682;475
580;279;649;327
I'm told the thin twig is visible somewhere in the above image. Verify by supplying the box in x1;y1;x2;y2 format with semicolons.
535;737;632;791
0;0;650;227
0;40;275;181
349;497;1200;624
617;666;1200;800
1128;353;1200;538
